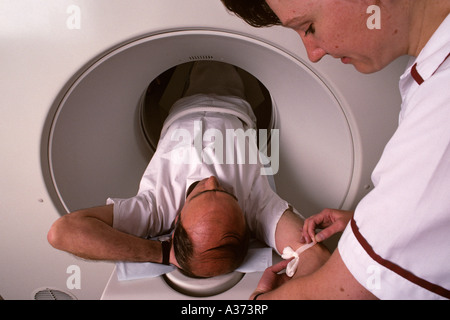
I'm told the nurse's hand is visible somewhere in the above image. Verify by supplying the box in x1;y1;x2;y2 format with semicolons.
302;209;353;243
250;259;291;300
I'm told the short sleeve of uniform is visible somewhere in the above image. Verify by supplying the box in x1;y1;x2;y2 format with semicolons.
106;191;162;239
338;63;450;299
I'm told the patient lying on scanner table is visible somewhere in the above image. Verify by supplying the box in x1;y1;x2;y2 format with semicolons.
48;62;330;278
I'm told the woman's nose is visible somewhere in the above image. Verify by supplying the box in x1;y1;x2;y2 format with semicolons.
298;34;327;63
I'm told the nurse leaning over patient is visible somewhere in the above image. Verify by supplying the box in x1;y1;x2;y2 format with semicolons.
221;0;450;300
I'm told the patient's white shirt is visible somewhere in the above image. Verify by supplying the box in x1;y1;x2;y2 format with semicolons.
107;94;290;252
338;15;450;300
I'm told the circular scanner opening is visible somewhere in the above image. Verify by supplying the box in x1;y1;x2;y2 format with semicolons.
140;61;274;152
46;30;355;297
48;30;354;225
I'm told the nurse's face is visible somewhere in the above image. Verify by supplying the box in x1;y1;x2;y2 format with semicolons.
265;0;409;73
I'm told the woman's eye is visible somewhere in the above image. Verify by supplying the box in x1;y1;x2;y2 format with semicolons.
305;24;315;36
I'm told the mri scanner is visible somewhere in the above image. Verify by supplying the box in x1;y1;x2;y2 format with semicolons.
0;0;408;299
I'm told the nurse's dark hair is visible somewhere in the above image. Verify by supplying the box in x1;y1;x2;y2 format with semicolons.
220;0;281;27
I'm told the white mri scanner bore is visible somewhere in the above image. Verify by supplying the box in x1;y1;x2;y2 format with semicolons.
47;31;357;299
1;0;406;299
48;30;354;216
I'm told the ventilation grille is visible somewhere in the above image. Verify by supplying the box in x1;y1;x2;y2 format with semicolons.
34;288;75;300
189;55;214;61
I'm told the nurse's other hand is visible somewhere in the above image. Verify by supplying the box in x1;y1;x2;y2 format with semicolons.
249;259;291;300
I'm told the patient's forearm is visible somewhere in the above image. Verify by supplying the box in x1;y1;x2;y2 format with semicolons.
293;242;330;278
274;209;305;254
275;209;330;278
48;209;163;263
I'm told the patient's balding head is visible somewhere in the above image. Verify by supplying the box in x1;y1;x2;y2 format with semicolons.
173;176;249;278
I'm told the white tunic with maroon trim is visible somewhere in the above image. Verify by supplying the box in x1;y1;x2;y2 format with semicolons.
338;15;450;300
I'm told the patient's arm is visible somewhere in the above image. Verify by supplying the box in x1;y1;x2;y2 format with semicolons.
47;204;166;264
274;209;330;278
